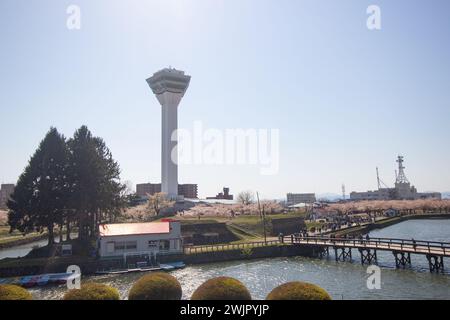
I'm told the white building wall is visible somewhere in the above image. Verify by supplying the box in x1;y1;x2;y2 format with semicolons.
287;193;316;204
98;222;182;258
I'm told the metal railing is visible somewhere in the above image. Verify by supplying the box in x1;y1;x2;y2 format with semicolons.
182;235;450;256
184;240;282;255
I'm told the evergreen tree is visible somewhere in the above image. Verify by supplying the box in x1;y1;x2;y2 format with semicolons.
7;128;70;245
67;126;124;240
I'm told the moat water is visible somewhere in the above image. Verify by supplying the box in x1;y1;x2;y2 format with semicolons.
3;219;450;300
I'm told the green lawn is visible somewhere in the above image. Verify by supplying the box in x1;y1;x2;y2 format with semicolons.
226;223;260;241
228;212;306;237
0;226;47;246
162;211;307;240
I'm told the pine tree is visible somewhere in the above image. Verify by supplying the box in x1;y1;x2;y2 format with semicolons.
67;126;124;240
7;128;70;245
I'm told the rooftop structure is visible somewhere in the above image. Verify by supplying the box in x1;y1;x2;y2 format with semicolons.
207;187;234;200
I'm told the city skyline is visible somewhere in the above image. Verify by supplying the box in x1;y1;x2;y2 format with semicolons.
1;0;450;199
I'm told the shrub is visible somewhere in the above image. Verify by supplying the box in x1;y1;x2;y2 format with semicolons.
128;273;182;300
266;281;331;300
63;283;120;300
191;277;251;300
0;284;33;300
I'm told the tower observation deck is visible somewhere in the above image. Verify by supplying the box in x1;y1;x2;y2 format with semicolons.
146;68;191;199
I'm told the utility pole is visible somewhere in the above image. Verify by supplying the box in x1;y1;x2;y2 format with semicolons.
256;192;267;244
257;191;262;221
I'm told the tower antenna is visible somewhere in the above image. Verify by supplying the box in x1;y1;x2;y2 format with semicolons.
395;155;409;184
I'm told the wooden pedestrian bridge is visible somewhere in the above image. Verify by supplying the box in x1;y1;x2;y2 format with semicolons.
288;235;450;273
184;235;449;273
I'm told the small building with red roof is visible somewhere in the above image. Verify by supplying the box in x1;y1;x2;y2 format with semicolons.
98;220;182;259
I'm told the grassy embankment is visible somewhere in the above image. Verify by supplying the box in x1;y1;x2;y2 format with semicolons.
158;211;308;243
0;210;80;249
0;226;48;249
0;210;47;248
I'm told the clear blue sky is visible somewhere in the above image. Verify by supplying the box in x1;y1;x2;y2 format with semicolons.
1;0;449;199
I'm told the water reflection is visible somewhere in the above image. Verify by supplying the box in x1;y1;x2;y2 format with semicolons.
15;219;450;300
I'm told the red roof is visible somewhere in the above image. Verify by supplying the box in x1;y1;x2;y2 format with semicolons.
99;222;170;237
160;218;179;222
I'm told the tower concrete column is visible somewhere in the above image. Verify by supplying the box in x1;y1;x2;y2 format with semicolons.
146;68;191;199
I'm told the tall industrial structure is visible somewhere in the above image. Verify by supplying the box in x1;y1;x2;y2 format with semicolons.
395;156;409;184
350;156;441;201
146;68;191;199
393;155;417;199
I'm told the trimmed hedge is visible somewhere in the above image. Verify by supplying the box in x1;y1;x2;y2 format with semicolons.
0;284;33;300
128;273;182;300
266;281;331;300
191;277;251;300
63;283;120;300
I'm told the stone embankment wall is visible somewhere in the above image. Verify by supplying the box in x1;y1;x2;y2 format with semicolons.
181;223;239;245
271;217;306;236
182;244;315;265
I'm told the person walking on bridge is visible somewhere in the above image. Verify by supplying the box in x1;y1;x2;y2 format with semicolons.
412;238;417;250
359;234;363;245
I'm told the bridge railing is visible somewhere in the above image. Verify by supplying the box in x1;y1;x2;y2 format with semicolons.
182;236;449;255
184;240;282;255
286;235;450;255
